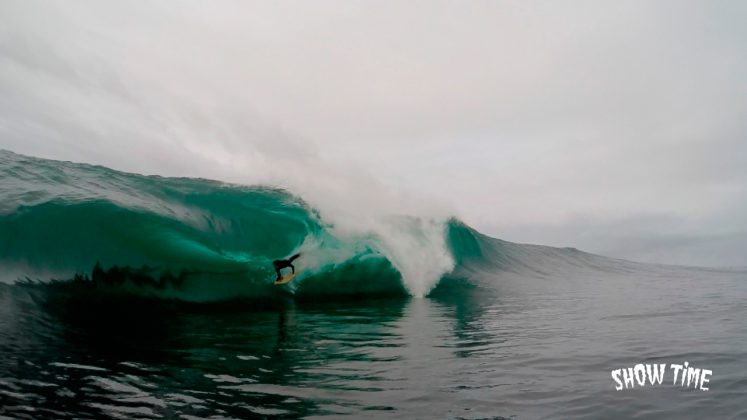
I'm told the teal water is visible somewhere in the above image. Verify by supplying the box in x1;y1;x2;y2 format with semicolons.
1;150;746;419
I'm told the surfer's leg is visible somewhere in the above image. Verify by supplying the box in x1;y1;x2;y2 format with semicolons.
275;268;282;281
290;264;295;274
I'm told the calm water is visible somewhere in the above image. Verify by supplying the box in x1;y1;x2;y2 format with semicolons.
1;265;745;419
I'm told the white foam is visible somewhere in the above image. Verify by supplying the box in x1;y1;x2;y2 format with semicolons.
297;214;454;297
363;217;454;297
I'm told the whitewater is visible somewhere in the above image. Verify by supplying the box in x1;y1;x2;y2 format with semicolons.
1;150;746;419
0;149;454;299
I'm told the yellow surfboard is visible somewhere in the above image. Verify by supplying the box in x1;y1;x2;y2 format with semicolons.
274;272;297;285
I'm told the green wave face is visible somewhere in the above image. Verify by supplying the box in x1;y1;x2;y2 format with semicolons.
1;150;456;301
1;150;676;302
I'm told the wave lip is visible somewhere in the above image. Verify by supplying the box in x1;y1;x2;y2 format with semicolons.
5;149;716;303
0;150;458;300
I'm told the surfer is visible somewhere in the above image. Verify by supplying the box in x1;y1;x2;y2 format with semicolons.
273;253;301;281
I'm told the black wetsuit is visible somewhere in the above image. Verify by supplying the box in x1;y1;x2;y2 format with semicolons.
272;253;301;281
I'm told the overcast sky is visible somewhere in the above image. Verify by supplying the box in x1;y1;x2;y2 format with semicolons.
1;1;745;266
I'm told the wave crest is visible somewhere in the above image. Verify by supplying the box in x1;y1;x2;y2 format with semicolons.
0;150;456;300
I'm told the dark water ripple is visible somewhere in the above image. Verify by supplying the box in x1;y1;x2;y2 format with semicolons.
1;265;746;419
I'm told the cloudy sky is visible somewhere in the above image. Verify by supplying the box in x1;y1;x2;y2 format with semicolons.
1;1;745;266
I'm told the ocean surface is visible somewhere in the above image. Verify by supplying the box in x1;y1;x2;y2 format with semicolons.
1;150;745;419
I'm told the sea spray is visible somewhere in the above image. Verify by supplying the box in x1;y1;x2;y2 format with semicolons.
361;216;454;297
2;150;656;301
0;150;456;299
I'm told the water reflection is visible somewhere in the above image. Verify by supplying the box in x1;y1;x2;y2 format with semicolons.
4;269;742;419
2;283;431;417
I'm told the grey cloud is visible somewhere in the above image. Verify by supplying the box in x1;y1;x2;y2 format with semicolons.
0;0;745;266
489;211;747;267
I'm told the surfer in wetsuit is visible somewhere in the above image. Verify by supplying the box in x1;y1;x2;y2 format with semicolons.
273;253;301;281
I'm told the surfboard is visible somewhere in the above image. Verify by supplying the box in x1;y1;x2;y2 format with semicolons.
274;272;297;285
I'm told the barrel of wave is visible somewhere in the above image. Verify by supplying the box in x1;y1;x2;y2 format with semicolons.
305;216;455;298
